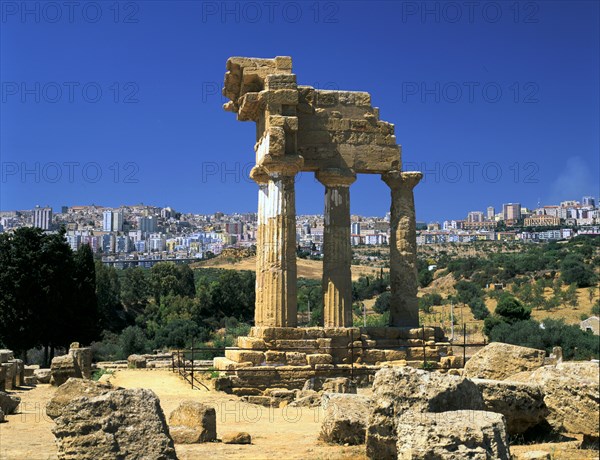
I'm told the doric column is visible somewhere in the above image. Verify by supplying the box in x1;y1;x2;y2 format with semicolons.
251;156;302;327
382;171;423;327
316;168;356;327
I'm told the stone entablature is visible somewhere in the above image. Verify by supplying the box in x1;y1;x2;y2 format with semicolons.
223;56;423;330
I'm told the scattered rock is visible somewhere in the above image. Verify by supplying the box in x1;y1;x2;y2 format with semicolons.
46;378;114;419
320;393;371;445
23;375;37;386
34;368;51;384
222;432;252;444
366;367;484;460
128;354;147;369
510;362;599;438
396;410;511;460
472;378;547;435
515;451;551;460
463;342;545;380
168;400;216;444
0;391;21;415
322;377;357;394
50;346;92;386
52;388;177;460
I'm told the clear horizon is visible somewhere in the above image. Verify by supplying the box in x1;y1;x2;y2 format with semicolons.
1;1;599;222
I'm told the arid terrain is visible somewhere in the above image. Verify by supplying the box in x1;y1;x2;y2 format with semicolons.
0;369;597;460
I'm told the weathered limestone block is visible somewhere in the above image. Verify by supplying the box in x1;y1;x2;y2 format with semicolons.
384;349;407;361
285;351;307;365
237;337;267;350
24;364;38;377
71;347;92;379
472;378;547;435
222;432;251;444
464;342;546;380
320;393;371;445
11;359;24;387
225;349;265;365
265;350;286;363
46;378;115;419
395;411;511;460
273;339;318;351
128;354;147;369
1;362;16;390
168;400;216;444
24;375;37;385
249;327;305;341
50;354;77;386
52;388;177;459
322;377;356;394
0;391;21;415
0;349;14;363
306;353;333;367
366;367;484;460
0;365;6;391
362;349;386;364
440;355;463;369
34;368;51;384
509;362;599;438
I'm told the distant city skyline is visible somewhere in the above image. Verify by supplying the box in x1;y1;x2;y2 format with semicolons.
1;2;598;222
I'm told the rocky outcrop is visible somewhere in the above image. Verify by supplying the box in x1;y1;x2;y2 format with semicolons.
320;393;371;445
463;342;545;380
366;367;485;460
52;388;177;460
168;400;216;444
0;391;20;415
396;410;511;459
46;378;115;419
509;362;599;438
473;378;547;435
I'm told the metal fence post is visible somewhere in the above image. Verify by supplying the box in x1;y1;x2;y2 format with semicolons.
463;323;467;367
190;338;194;390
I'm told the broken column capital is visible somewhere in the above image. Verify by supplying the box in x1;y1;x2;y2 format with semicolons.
382;170;423;190
316;168;357;188
261;154;304;177
250;166;270;184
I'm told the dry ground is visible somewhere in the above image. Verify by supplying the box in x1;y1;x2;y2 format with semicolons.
1;370;597;459
195;255;385;281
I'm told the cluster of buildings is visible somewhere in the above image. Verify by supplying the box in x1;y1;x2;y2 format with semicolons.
0;196;597;263
419;197;599;244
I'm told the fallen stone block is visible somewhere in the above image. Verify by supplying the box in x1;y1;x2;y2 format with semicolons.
0;391;20;415
34;368;51;384
366;366;484;460
464;342;545;380
222;432;251;444
322;377;356;394
473;378;547;435
46;378;115;419
168;400;216;444
52;388;177;459
127;354;147;369
395;410;511;460
320;393;371;445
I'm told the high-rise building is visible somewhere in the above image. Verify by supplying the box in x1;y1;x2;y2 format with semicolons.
103;210;124;232
502;203;521;222
351;222;361;235
467;211;484;223
582;196;596;207
33;205;52;230
138;216;157;234
486;206;495;220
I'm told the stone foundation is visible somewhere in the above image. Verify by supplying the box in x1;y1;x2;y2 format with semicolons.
214;326;454;392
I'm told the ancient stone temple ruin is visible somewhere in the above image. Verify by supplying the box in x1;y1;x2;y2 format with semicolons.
215;57;454;384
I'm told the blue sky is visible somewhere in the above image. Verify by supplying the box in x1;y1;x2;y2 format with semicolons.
1;0;598;222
